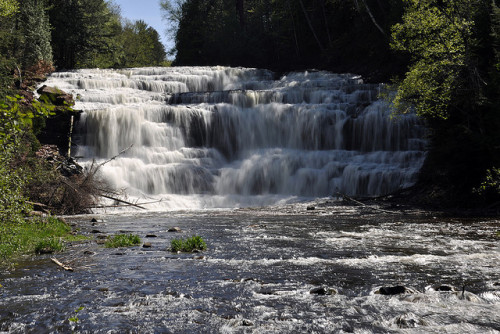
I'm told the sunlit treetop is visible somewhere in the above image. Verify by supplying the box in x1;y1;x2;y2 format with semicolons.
0;0;18;17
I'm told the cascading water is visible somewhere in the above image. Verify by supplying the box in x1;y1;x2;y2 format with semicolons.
44;66;426;209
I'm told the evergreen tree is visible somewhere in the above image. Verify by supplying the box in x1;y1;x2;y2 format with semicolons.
19;0;53;68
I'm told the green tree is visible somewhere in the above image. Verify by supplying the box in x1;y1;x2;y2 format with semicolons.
19;0;53;68
391;0;500;203
121;20;166;67
48;0;122;69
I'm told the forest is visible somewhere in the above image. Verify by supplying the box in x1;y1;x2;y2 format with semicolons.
0;0;498;233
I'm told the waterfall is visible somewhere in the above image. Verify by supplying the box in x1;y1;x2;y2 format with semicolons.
44;66;426;209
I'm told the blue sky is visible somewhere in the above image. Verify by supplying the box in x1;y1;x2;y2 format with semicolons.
114;0;173;51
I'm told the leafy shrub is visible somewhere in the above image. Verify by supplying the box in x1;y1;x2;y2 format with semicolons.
105;234;141;248
475;167;500;200
170;235;207;252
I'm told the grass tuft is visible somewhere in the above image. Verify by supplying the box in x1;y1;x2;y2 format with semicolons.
170;235;207;252
104;234;141;248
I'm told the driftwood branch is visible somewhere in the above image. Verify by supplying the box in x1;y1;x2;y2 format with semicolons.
99;194;147;210
91;198;164;209
51;257;74;271
97;144;134;169
337;192;398;214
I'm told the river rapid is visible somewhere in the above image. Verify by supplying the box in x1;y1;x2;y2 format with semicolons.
1;202;499;333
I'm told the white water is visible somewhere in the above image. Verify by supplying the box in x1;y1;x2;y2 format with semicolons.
44;67;426;209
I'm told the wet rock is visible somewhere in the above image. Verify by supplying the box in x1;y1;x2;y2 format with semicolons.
91;229;102;234
307;206;315;211
83;250;95;255
143;242;152;248
241;319;253;326
168;227;182;232
309;287;337;295
96;235;107;239
97;288;109;292
146;234;158;238
113;252;126;256
257;288;277;295
193;255;205;260
432;284;457;292
91;218;98;223
96;239;106;245
376;285;417;295
394;312;427;328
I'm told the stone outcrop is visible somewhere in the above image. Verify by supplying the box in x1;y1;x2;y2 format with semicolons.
36;86;81;156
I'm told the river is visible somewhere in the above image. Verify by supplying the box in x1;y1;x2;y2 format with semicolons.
1;203;499;333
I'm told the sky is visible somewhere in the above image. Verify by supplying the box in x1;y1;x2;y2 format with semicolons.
114;0;174;52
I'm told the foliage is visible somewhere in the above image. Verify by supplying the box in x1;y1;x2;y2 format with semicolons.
170;235;207;252
34;238;64;254
165;0;406;80
0;0;18;17
389;0;500;204
0;216;72;263
69;306;85;324
19;0;53;68
390;0;476;119
104;234;141;248
121;20;166;67
474;167;500;199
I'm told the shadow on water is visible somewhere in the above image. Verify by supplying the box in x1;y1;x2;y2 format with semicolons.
1;203;499;333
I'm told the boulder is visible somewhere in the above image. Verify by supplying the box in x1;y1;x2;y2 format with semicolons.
37;85;75;106
168;227;182;232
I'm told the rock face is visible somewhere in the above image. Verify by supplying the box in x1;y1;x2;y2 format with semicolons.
36;86;81;156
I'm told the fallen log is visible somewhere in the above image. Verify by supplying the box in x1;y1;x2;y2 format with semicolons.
51;257;74;271
337;192;399;215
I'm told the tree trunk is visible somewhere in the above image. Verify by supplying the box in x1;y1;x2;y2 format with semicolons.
298;0;324;51
360;0;386;37
235;0;245;28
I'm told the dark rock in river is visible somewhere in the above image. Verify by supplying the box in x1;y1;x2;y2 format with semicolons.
309;286;337;295
168;227;182;232
376;285;417;295
146;234;158;238
307;206;315;211
394;312;427;328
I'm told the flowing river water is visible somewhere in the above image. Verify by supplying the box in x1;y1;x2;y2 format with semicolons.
0;205;499;333
0;67;499;333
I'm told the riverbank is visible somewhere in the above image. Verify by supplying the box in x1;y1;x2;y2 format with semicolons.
0;216;86;268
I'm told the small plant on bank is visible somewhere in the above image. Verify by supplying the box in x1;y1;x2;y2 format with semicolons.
104;234;141;248
170;235;207;253
34;238;64;254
